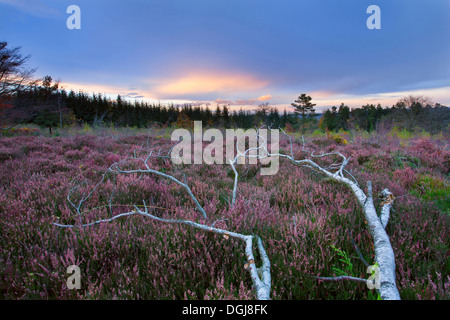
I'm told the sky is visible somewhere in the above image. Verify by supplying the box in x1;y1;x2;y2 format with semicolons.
1;0;449;112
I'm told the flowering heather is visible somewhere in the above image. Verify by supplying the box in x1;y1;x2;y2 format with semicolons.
0;128;448;300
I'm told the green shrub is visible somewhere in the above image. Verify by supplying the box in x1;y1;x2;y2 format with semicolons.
411;174;450;214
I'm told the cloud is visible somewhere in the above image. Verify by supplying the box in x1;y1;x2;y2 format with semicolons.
233;94;272;106
60;81;155;102
210;94;272;107
122;92;145;99
376;86;450;106
214;98;233;105
257;94;271;101
307;86;450;112
191;101;212;107
61;80;220;106
60;78;450;117
234;99;259;105
152;71;268;98
0;0;60;17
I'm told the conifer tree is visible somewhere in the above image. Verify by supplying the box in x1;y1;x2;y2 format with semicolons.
291;94;316;119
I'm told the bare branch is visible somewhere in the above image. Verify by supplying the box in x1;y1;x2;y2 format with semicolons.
351;239;370;268
54;201;271;300
109;158;208;221
55;142;273;299
245;126;401;300
55;125;402;300
311;275;368;284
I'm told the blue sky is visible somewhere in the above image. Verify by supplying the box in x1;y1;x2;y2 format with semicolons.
1;0;449;112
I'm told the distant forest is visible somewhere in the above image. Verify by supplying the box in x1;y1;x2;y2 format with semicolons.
1;41;449;135
1;75;448;135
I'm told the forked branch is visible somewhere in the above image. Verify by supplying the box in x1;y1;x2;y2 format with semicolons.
54;146;272;300
237;127;400;300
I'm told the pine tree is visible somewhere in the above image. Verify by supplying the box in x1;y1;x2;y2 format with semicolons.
292;94;316;132
291;94;316;119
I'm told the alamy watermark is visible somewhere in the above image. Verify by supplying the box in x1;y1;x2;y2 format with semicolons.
66;265;81;289
170;121;280;175
366;264;381;290
67;5;81;30
367;5;381;30
66;5;381;31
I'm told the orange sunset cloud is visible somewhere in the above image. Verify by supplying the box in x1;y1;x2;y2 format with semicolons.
61;81;140;97
152;71;269;96
258;94;271;101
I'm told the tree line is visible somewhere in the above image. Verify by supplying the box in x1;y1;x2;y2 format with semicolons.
7;82;296;132
1;41;448;134
320;98;450;134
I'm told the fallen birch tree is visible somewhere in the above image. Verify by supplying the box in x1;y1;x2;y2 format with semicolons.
54;127;401;300
253;128;401;300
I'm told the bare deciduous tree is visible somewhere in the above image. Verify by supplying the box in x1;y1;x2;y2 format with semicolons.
397;95;433;109
0;41;36;129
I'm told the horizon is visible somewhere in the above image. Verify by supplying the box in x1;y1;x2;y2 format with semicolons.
1;0;449;113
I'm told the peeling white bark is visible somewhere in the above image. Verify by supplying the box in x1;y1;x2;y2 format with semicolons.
54;204;272;300
300;168;400;300
55;129;401;300
56;147;272;300
361;183;400;300
261;129;401;300
380;189;394;229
